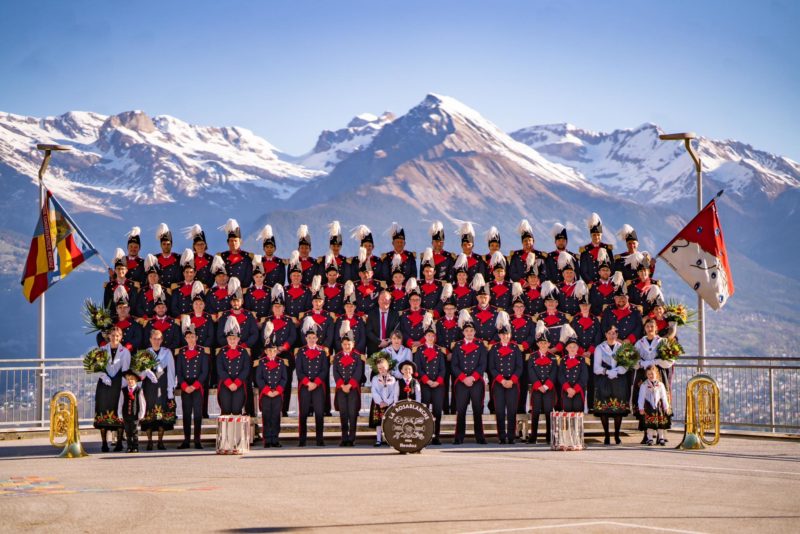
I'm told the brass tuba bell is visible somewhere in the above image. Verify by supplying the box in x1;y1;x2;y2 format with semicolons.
50;391;88;458
677;374;720;450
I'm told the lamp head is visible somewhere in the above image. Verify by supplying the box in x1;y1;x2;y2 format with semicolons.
659;132;696;141
36;144;71;151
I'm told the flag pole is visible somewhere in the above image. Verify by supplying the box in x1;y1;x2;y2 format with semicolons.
35;143;70;426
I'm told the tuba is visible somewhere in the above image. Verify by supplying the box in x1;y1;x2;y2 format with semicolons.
50;391;88;458
677;374;720;450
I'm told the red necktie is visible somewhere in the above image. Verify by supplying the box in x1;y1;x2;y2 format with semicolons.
380;311;387;339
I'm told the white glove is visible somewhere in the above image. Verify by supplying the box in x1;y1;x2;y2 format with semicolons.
156;365;164;376
145;369;158;383
653;358;664;367
167;391;175;400
616;366;627;375
100;374;112;386
607;370;618;379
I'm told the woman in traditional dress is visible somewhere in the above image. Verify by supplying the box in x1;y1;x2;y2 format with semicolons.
93;326;131;452
593;325;630;445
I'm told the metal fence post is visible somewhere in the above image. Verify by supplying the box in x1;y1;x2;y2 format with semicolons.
768;367;775;433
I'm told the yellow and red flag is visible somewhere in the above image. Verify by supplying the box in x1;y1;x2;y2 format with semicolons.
21;189;97;303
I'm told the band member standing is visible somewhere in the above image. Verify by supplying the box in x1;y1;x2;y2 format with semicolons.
135;254;163;319
557;253;581;317
436;284;463;414
614;224;655;282
488;252;513;313
451;254;477;310
216;316;251;415
508;219;549;283
456;222;486;283
483;227;502;279
418;248;444;315
558;325;588;413
295;316;329;447
527;320;558;444
262;285;298;417
256;224;287;288
256;323;288;448
296;225;318;287
219;219;254;288
98;286;143;352
153;223;182;287
386;254;409;313
509;284;535;418
175;316;209;449
380;222;416;282
489;312;523;444
589;249;616;316
351;225;383;284
204;255;231;316
427;221;455;283
142;285;181;350
169;249;199;317
601;272;644;344
184;225;214;287
353;247;381;315
545;223;580;286
627;252;662;317
451;310;488;445
104;248;139;316
570;281;602;409
124;226;145;285
332;322;364;447
215;278;259;350
333;281;367;354
579;213;614;283
284;251;312;320
318;221;350;284
321;251;345;316
521;254;545;317
399;280;427;351
414;315;447;445
244;256;273;321
535;281;569;355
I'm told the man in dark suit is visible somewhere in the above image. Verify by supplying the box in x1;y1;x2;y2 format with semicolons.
366;290;400;355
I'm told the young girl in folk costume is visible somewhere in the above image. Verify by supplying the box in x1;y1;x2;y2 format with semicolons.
527;320;558;444
139;329;177;450
256;323;288;448
414;313;447;445
295;316;329;447
558;324;588;413
633;317;675;443
332;322;364;447
94;327;132;452
118;370;146;453
383;329;413;380
216;316;251;415
489;311;524;444
396;360;421;402
638;365;671;446
369;357;397;447
593;325;630;445
175;316;208;449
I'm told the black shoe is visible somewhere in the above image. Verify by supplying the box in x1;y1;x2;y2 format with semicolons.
126;448;133;453
346;441;354;447
273;441;283;448
194;442;203;450
316;440;325;447
527;436;536;444
324;412;332;417
132;448;139;453
298;440;307;447
476;438;487;445
264;441;271;448
615;436;622;445
113;443;124;452
282;411;289;417
146;442;153;451
101;443;110;453
177;441;190;449
604;436;611;445
374;441;382;447
431;438;441;445
157;442;166;451
498;438;507;445
508;438;516;445
339;440;347;447
640;434;649;445
452;438;463;445
658;439;667;446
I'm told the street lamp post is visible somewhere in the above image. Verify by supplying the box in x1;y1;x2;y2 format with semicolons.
658;132;705;370
34;143;70;425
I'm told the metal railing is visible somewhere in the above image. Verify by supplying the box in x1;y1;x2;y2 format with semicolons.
1;356;798;433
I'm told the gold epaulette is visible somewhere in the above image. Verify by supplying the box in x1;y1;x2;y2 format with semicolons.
579;246;586;254
170;282;181;291
282;357;289;366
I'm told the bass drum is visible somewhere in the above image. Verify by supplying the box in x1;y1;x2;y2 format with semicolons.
381;400;435;453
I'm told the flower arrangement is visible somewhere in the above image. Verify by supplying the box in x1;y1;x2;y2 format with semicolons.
131;349;157;373
82;299;113;334
657;337;684;362
613;341;639;370
82;347;109;374
664;299;697;327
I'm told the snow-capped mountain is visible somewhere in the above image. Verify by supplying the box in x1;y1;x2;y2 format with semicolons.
297;112;396;171
511;123;800;205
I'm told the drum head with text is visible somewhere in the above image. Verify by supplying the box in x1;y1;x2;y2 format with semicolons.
381;400;434;453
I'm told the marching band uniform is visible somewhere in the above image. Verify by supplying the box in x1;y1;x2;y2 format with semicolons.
435;289;462;414
508;219;549;283
627;256;662;317
332;323;364;446
614;224;655;282
589;275;616;316
545;224;580;286
256;224;287;288
175;325;209;449
487;250;513;313
244;257;273;320
97;286;143;352
184;308;215;351
296;225;318;286
333;283;367;354
414;321;447;443
153;224;182;287
419;248;444;314
528;321;558;444
570;284;603;409
579;213;614;283
399;284;428;350
256;326;288;448
169;250;200;317
451;265;477;310
284;253;312;319
118;371;146;453
299;280;335;350
215;279;259;349
535;282;569;354
451;310;488;445
427;221;456;283
139;344;177;449
216;317;251;415
456;222;487;283
123;227;146;285
104;249;140;318
488;313;524;444
380;222;417;282
470;274;499;344
558;326;588;413
558;275;581;317
142;286;182;351
261;286;299;416
482;227;503;279
219;219;254;288
295;318;329;446
351;225;384;284
321;268;345;316
601;273;644;344
317;221;351;284
204;256;232;316
520;253;546;316
184;225;214;287
509;286;535;415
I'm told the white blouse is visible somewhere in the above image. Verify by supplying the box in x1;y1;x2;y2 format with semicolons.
638;379;671;412
145;346;177;399
593;341;627;376
102;345;131;379
635;336;674;369
371;374;397;405
383;345;413;379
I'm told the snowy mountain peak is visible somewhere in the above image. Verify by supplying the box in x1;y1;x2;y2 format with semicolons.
100;110;156;134
299;111;396;171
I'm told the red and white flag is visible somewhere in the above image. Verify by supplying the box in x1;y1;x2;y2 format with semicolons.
658;198;734;310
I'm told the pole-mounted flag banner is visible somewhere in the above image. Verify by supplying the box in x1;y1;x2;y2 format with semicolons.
658;196;734;310
21;189;98;303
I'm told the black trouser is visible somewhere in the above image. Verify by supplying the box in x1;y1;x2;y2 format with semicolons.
444;360;454;413
245;366;257;418
335;390;360;442
561;389;583;413
455;380;484;441
299;386;325;442
282;364;295;414
422;383;445;438
493;383;519;441
323;368;332;414
530;389;555;443
181;389;203;443
517;367;529;414
486;372;496;413
123;417;139;449
260;395;282;443
218;384;246;415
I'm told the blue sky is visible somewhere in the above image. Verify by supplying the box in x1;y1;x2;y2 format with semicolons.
1;0;798;159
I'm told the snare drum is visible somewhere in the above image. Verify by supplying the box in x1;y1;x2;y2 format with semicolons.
550;411;584;451
216;415;251;455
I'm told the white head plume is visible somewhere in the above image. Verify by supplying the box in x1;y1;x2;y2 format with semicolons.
256;224;273;242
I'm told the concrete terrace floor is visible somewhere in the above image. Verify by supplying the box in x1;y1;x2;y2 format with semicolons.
0;432;798;533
